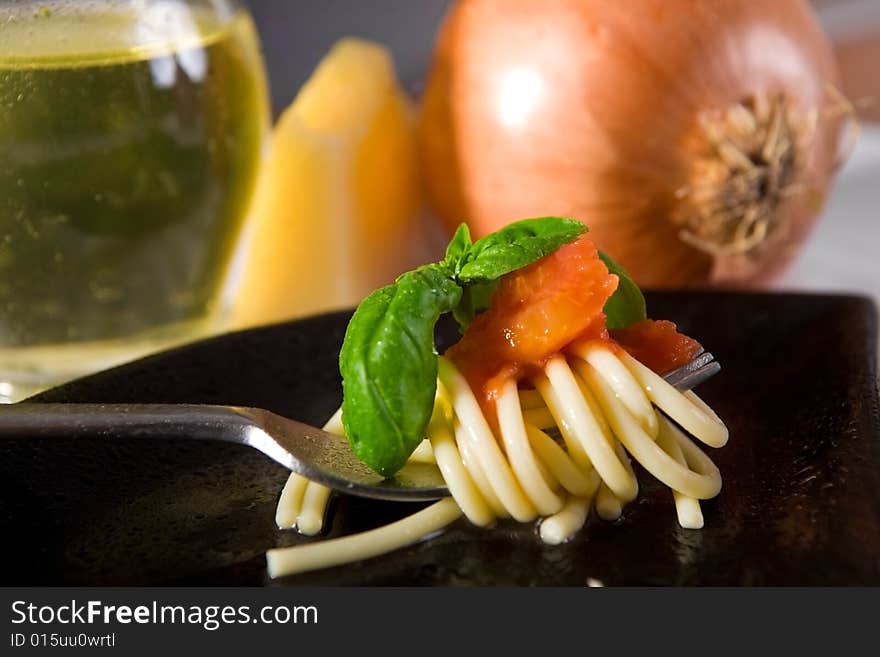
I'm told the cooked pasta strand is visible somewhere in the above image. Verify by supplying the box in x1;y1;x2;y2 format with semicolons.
572;342;658;437
518;389;545;410
595;481;623;521
275;473;309;529
522;406;557;430
525;424;597;497
684;390;727;432
574;372;614;440
439;357;537;521
582;361;722;499
620;351;728;448
533;454;559;491
539;495;593;545
497;379;564;516
657;417;704;529
409;439;436;464
533;374;593;471
453;418;508;518
427;392;495;526
297;482;331;536
276;408;342;532
543;356;638;502
267;499;462;579
666;417;725;496
323;407;344;435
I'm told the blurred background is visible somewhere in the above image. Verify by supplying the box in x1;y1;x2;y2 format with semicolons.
783;0;880;298
1;0;877;400
242;0;880;299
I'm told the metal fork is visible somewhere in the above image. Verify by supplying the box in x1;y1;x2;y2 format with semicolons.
0;353;719;502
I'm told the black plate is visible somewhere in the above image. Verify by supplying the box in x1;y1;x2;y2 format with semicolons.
1;291;878;585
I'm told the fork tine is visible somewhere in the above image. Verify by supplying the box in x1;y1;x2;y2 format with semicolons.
663;353;720;391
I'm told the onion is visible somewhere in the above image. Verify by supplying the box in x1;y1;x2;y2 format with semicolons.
418;0;848;287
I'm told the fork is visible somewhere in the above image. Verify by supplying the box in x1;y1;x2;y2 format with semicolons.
0;353;719;501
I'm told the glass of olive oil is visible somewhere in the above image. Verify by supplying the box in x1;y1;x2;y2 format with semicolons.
0;0;270;400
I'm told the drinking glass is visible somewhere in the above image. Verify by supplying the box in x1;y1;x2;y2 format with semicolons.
0;0;270;400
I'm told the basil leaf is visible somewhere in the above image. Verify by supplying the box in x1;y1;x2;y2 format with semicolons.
452;279;498;333
340;264;461;476
443;223;472;276
599;250;646;329
457;216;586;283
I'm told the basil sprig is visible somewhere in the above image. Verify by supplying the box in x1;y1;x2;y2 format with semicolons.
339;217;643;476
456;217;587;283
339;265;461;476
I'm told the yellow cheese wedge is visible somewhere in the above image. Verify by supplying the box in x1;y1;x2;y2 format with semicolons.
232;38;435;327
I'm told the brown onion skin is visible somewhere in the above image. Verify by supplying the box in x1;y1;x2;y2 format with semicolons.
419;0;842;287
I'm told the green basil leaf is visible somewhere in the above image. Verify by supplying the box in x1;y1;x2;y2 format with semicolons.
599;250;646;329
443;223;472;276
452;279;498;333
339;264;461;476
457;216;586;283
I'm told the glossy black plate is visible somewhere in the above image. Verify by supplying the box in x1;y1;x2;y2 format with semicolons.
1;292;878;585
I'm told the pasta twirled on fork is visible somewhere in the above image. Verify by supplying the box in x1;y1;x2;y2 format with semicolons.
264;220;729;579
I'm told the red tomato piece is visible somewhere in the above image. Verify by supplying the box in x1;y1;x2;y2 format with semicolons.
611;319;702;375
446;236;617;410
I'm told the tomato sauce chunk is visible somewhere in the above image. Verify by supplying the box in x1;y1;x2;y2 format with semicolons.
611;319;702;375
446;236;617;409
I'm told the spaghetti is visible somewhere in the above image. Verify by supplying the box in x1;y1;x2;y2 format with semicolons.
266;345;727;578
264;221;729;579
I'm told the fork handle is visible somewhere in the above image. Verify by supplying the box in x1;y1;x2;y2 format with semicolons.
0;403;259;444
